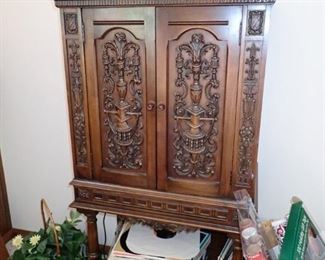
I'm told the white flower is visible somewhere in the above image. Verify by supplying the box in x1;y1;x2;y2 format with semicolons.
29;234;41;246
12;235;23;249
55;225;61;232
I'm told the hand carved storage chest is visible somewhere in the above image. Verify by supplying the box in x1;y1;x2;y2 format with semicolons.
55;1;275;258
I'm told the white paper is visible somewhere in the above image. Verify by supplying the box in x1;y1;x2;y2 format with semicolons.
126;224;200;259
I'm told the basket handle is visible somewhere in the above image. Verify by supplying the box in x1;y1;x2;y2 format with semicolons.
40;199;60;256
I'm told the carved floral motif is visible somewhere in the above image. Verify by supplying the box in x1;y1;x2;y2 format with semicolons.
173;33;220;178
102;32;143;169
68;40;87;164
78;188;90;199
237;42;260;187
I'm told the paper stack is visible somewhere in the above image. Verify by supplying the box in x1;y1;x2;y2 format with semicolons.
108;222;211;260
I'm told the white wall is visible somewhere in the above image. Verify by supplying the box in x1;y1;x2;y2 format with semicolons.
0;0;324;242
258;0;325;230
0;0;116;245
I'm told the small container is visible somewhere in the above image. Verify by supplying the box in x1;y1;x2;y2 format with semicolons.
239;218;255;230
246;244;267;260
242;227;257;243
248;234;264;247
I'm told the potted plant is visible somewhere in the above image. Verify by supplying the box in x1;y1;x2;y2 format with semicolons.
10;201;87;260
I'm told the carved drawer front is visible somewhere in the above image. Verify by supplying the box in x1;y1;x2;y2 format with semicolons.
156;6;242;197
72;180;240;231
83;8;156;189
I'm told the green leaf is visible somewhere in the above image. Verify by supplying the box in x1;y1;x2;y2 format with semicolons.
11;210;87;259
11;250;25;260
26;256;50;260
70;210;80;221
36;239;48;254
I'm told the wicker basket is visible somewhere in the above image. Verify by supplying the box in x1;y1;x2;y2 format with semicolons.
40;199;61;256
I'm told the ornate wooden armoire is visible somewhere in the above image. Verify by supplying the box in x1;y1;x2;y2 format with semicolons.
55;0;275;258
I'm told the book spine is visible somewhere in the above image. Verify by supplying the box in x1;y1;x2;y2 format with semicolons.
279;201;309;260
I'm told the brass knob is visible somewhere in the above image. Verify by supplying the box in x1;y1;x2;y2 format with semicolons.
146;101;156;111
158;103;166;111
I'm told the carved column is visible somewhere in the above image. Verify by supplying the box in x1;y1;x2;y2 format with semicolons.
81;210;100;260
61;8;92;179
232;5;271;199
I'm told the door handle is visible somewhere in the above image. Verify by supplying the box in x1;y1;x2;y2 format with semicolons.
158;103;166;111
146;101;156;111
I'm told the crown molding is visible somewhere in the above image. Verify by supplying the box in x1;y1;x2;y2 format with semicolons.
55;0;276;8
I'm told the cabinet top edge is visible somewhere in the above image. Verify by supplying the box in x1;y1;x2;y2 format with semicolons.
55;0;276;8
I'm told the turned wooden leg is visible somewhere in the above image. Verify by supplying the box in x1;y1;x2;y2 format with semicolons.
228;232;243;260
81;210;99;260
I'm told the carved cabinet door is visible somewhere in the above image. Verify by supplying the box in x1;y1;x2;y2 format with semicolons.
83;8;156;189
156;7;242;197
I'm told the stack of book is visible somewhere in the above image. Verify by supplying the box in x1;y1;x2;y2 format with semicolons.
108;222;211;260
217;239;233;260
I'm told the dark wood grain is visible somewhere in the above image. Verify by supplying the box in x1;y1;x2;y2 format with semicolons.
0;152;12;236
232;5;272;199
156;6;242;198
56;3;274;259
71;179;244;232
0;234;9;260
60;8;93;179
83;8;156;189
79;210;99;260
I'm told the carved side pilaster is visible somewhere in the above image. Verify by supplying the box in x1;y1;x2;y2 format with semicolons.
236;41;262;188
61;9;91;178
234;6;269;195
67;39;88;164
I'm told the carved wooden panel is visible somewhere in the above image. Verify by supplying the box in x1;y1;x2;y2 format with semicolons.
247;10;265;36
96;30;145;170
56;4;274;259
235;41;263;190
67;39;88;164
61;9;92;178
71;179;240;232
64;13;78;34
227;3;271;200
157;6;242;197
169;30;226;181
83;8;156;188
